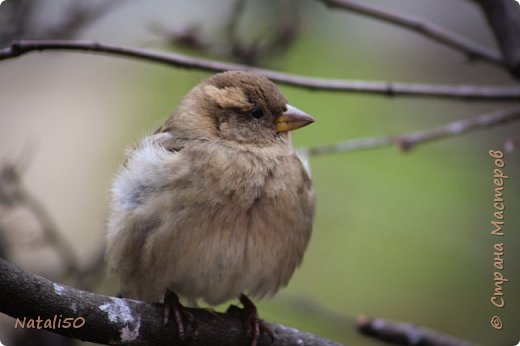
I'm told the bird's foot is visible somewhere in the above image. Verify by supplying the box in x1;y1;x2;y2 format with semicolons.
227;294;274;346
163;290;194;340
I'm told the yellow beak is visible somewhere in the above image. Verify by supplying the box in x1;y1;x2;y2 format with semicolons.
275;104;315;132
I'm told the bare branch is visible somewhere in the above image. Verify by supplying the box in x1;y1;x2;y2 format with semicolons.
0;0;35;46
150;23;208;51
282;295;478;346
223;0;301;65
75;239;106;291
16;186;79;276
1;40;519;100
224;0;262;65
318;0;503;65
0;258;342;346
504;135;520;152
306;107;520;156
248;0;301;65
154;0;300;66
473;0;520;79
0;162;78;276
0;1;125;45
281;294;353;329
0;160;108;289
41;1;125;40
225;0;248;45
356;315;478;346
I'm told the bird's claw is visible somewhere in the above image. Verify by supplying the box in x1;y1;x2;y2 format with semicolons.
232;294;274;346
163;290;195;340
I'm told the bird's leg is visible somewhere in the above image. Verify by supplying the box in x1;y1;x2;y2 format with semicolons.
235;294;274;346
163;290;194;340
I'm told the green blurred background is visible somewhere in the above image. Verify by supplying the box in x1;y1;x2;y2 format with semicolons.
0;0;519;345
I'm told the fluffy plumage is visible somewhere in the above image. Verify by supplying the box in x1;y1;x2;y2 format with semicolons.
106;71;315;305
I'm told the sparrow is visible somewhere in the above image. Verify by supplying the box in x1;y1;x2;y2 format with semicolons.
105;71;315;344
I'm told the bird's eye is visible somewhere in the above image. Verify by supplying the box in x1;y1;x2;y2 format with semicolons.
250;107;264;119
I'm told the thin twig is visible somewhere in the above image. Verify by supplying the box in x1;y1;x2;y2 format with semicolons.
504;135;520;152
306;107;520;156
1;40;520;100
153;0;300;66
225;0;248;44
149;22;208;51
319;0;503;65
17;190;79;275
356;315;479;346
75;239;106;291
42;0;125;39
0;160;105;289
0;0;35;46
222;0;301;65
282;295;478;346
0;0;125;45
0;162;78;276
474;0;520;78
224;0;260;64
281;294;354;329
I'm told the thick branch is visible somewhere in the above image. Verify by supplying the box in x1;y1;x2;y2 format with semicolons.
1;40;520;101
319;0;503;65
306;107;520;155
356;316;478;346
0;258;341;346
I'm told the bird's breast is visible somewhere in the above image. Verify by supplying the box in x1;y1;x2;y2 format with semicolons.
182;141;306;208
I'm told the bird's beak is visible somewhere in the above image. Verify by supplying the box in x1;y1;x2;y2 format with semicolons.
275;104;315;132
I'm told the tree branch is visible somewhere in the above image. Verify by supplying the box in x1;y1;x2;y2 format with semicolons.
1;40;520;101
282;295;478;346
0;162;79;277
356;315;478;346
504;134;520;152
306;107;520;156
0;0;125;46
0;258;342;346
318;0;503;66
473;0;520;79
41;1;126;40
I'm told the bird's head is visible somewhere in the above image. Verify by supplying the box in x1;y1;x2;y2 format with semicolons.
164;71;314;146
